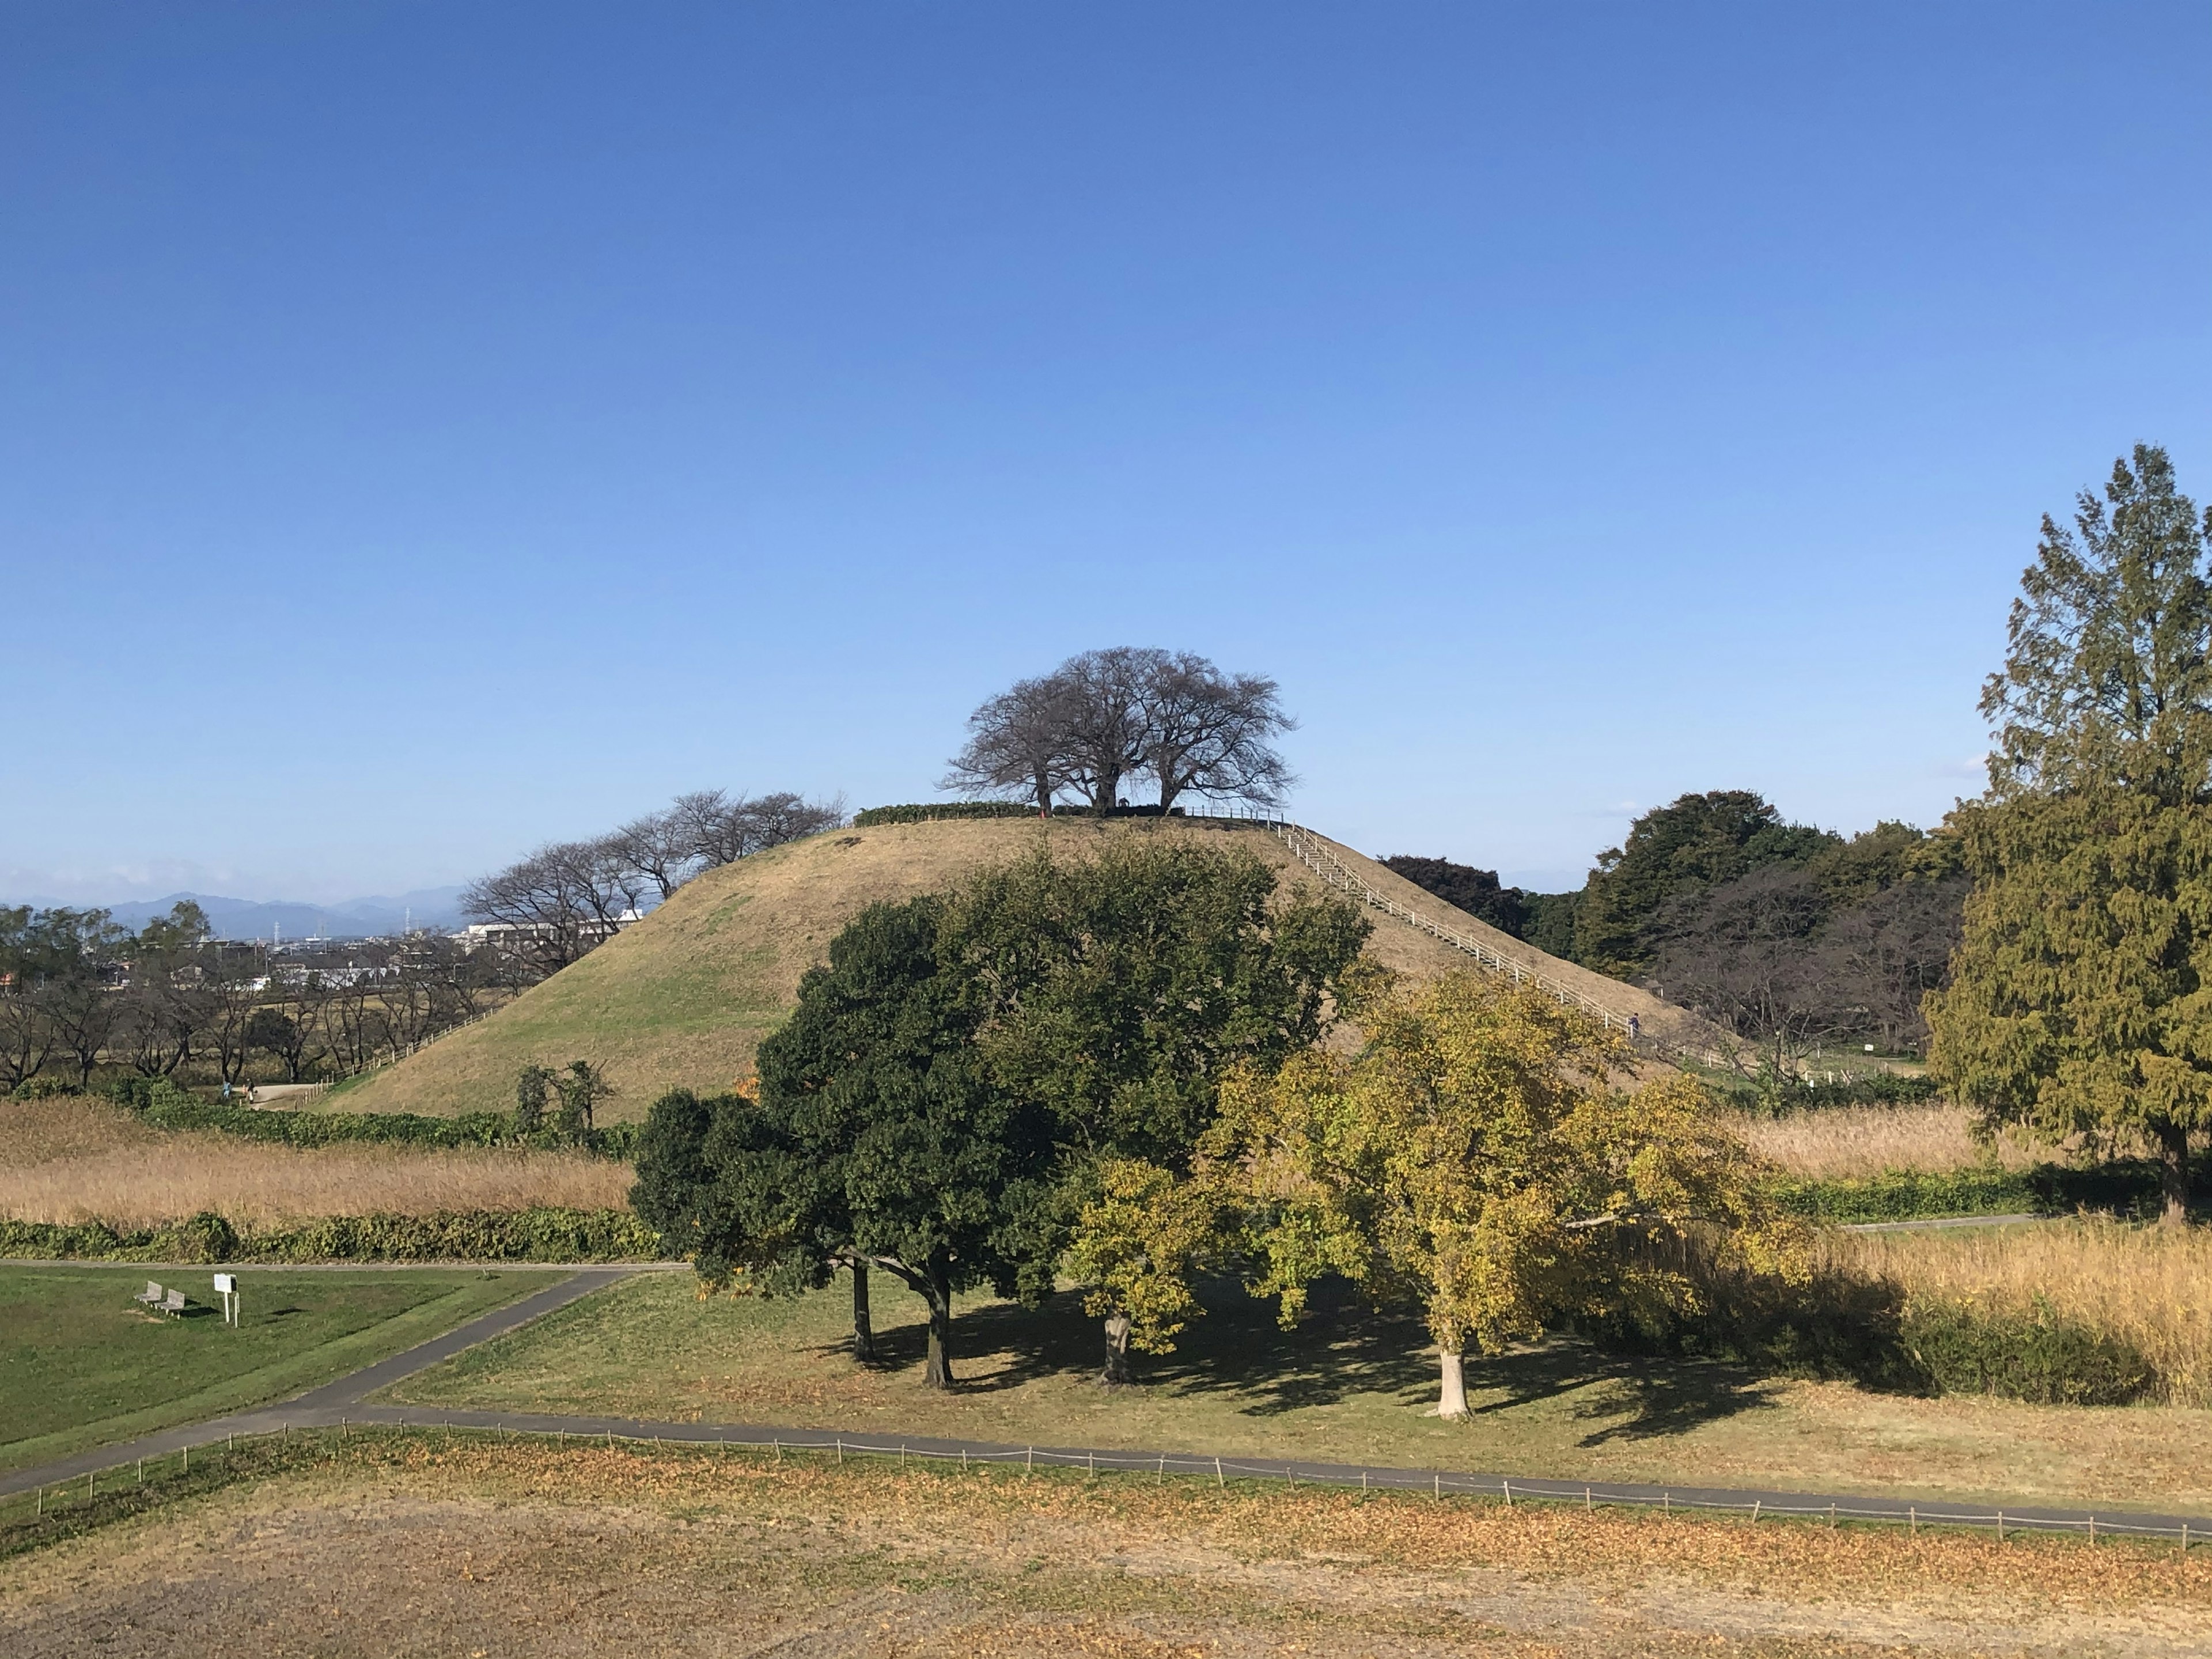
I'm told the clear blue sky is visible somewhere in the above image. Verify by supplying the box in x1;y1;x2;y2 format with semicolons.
5;3;2209;903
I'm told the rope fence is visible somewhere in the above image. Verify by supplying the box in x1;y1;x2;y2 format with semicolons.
9;1418;2203;1555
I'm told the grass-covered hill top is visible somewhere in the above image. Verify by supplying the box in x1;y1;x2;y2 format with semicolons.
338;816;1691;1122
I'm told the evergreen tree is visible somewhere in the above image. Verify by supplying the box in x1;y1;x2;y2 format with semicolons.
1927;445;2212;1222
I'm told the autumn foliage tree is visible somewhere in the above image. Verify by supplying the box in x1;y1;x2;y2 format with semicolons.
1202;972;1805;1416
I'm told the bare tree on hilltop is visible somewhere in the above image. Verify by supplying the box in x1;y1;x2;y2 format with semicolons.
462;787;844;982
947;648;1294;814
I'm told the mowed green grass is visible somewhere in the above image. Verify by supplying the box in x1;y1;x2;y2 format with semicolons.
0;1266;559;1472
382;1268;2212;1516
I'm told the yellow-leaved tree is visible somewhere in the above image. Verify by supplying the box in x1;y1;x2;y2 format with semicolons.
1203;971;1806;1417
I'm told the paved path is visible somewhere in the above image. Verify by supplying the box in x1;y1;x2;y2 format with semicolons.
9;1266;2208;1546
0;1268;631;1499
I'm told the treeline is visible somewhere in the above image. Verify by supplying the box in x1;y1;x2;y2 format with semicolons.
1387;790;1965;1066
460;787;843;981
1;901;498;1092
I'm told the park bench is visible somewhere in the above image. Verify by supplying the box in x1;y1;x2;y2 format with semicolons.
133;1281;165;1308
158;1288;188;1317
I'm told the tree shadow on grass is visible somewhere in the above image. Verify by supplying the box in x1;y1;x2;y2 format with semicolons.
804;1278;1785;1444
1462;1342;1786;1445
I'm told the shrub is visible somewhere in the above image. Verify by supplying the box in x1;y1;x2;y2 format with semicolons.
1900;1297;2154;1405
0;1206;663;1263
99;1078;639;1160
1715;1070;1942;1116
1775;1158;2171;1224
9;1076;82;1101
852;802;1042;826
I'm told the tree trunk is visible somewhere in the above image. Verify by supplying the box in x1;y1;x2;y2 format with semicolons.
1437;1346;1469;1419
2157;1122;2194;1227
850;1260;877;1363
1101;1311;1132;1385
922;1271;955;1389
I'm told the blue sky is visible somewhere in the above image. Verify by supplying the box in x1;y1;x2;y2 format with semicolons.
5;3;2209;903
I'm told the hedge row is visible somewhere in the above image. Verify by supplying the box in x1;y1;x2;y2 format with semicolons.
96;1078;640;1160
1775;1158;2169;1224
851;802;1247;827
0;1207;665;1263
852;802;1041;825
1593;1262;2160;1406
1719;1071;1943;1115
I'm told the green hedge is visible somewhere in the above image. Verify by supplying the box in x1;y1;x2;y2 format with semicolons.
94;1078;639;1160
1715;1071;1942;1115
1777;1158;2169;1224
0;1207;664;1263
852;802;1042;825
1588;1260;2160;1405
1900;1298;2154;1406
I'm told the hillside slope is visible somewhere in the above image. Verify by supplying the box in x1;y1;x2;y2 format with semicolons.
339;817;1702;1122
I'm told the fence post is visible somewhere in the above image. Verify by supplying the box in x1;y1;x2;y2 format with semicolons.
1027;1446;1035;1474
1502;1479;1512;1508
1995;1510;2004;1543
1749;1500;1759;1525
1215;1457;1224;1488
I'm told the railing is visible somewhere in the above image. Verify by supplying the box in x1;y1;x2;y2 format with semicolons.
1263;823;1639;1036
1261;821;1732;1067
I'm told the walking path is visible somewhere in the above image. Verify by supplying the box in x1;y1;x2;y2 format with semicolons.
7;1265;2207;1545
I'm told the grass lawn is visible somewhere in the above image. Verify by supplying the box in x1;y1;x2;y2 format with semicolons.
0;1266;559;1473
381;1270;2212;1517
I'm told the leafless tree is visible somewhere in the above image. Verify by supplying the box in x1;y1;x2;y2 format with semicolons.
1812;878;1967;1055
1649;866;1840;1077
944;674;1085;812
949;648;1295;814
1138;653;1296;810
742;791;846;849
674;789;842;869
247;984;327;1083
115;978;199;1078
607;809;694;900
460;839;631;978
1056;647;1159;807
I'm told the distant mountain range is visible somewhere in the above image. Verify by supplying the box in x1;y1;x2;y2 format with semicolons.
24;888;472;941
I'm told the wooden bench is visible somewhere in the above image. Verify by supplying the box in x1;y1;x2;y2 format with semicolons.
133;1281;165;1308
158;1288;188;1317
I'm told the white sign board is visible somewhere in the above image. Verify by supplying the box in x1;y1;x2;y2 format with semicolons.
212;1274;237;1294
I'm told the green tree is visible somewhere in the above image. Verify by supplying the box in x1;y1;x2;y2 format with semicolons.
1573;792;1837;976
1927;445;2212;1224
1207;972;1805;1417
946;833;1370;1378
753;897;1059;1389
513;1064;555;1133
554;1060;614;1135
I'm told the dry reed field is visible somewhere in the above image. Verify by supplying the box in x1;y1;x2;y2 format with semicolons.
1828;1216;2212;1406
1737;1101;2046;1179
0;1099;631;1228
5;1437;2205;1657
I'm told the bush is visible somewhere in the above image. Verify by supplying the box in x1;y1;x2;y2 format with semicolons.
852;802;1043;826
9;1075;84;1101
0;1206;664;1263
98;1078;639;1160
1584;1249;2161;1404
1717;1070;1942;1116
1775;1158;2171;1223
1900;1297;2154;1405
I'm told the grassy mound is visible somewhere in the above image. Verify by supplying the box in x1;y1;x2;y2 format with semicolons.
338;816;1686;1122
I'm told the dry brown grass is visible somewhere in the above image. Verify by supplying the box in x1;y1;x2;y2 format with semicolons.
1740;1103;2047;1179
338;818;1691;1121
1828;1216;2212;1406
5;1440;2204;1657
0;1098;630;1227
